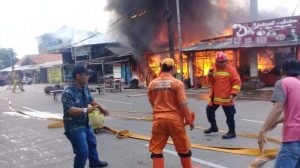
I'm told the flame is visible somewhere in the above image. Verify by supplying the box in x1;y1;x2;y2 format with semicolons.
258;49;275;73
144;51;191;85
174;53;188;79
148;55;161;77
194;50;235;77
222;27;232;36
194;51;215;77
143;0;233;83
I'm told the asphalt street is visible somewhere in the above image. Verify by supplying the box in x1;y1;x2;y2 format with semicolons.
0;84;281;168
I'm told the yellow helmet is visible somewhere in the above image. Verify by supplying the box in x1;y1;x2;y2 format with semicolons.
161;58;175;67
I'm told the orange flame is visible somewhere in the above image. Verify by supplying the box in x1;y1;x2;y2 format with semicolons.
148;55;161;77
222;27;232;36
258;49;275;73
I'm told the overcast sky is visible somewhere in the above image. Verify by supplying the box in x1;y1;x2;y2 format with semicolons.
0;0;299;58
0;0;110;58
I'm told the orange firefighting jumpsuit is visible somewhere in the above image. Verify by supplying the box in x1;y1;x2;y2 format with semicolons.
207;64;241;106
148;73;194;168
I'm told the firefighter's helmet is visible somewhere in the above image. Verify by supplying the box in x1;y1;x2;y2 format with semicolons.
216;52;227;62
161;58;175;67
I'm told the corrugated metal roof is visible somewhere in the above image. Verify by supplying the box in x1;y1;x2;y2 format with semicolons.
0;61;62;72
16;54;62;66
73;33;118;47
0;66;20;72
0;65;37;72
36;60;62;68
183;37;300;52
234;41;300;48
183;38;236;52
105;46;132;57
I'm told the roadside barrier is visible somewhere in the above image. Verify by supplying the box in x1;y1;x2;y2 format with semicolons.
7;99;279;168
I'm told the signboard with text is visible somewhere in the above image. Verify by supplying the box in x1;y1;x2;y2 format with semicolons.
47;67;62;84
233;16;300;45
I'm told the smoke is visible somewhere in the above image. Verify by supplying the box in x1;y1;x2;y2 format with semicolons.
105;1;163;57
105;0;250;58
105;0;290;73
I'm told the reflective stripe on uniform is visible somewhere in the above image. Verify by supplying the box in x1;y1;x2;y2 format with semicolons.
210;97;231;103
215;72;230;76
232;85;241;90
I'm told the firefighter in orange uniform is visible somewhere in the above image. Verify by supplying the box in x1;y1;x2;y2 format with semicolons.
147;58;196;168
204;52;241;139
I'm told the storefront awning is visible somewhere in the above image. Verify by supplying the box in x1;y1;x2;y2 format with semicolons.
183;37;300;53
105;46;132;57
233;41;300;48
0;61;62;72
183;38;236;52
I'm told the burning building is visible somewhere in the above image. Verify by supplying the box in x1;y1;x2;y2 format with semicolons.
183;35;238;88
184;15;300;89
105;0;300;89
105;0;248;85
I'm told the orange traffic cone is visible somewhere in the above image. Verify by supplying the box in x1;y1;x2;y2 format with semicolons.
153;157;164;168
180;157;194;168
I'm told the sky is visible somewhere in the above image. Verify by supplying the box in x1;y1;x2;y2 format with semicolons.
0;0;299;58
0;0;110;58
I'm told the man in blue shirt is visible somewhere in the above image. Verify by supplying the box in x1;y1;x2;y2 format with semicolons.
62;66;109;168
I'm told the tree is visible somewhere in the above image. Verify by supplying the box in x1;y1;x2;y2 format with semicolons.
0;48;18;70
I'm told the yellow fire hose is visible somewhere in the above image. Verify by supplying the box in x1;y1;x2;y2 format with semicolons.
47;115;279;168
8;100;279;168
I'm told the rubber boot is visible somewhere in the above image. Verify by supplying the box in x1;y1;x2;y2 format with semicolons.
180;157;193;168
222;130;236;139
153;157;164;168
204;126;218;134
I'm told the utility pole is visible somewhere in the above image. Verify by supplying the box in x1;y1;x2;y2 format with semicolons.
176;0;183;81
164;0;175;59
73;47;77;66
249;0;258;82
9;49;15;85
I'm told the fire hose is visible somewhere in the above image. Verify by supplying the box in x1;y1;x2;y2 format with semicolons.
8;100;279;168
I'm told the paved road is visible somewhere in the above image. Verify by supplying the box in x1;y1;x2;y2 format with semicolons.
0;84;280;168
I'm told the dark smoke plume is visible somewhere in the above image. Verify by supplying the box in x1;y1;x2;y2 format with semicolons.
105;0;248;59
105;0;287;83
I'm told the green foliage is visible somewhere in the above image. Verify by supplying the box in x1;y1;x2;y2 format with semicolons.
0;48;18;69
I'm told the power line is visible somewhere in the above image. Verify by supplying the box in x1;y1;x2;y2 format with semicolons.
46;0;152;53
107;0;151;29
292;0;300;16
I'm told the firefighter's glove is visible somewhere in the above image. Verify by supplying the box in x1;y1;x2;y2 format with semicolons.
229;94;237;101
208;69;214;77
189;123;195;131
184;112;195;130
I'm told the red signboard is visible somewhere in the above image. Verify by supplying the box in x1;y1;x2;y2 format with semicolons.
233;16;300;45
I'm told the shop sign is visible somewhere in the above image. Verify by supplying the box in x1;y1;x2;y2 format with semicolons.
47;67;62;84
233;16;300;45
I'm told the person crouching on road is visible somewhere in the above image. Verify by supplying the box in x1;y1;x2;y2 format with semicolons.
62;66;109;168
258;58;300;168
204;52;241;139
147;58;196;168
